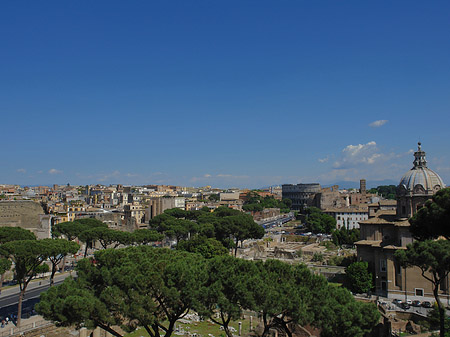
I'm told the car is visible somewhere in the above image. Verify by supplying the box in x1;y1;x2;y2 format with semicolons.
422;301;433;308
406;299;412;305
400;302;410;310
392;299;402;305
412;300;421;307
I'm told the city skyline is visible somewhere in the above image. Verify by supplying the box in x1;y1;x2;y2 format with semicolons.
2;1;450;188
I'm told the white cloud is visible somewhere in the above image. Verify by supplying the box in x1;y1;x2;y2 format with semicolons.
17;168;26;173
317;143;419;184
333;141;382;169
318;157;329;163
204;174;212;178
369;120;388;128
48;168;62;174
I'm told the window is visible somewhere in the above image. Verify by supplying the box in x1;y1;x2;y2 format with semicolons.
415;288;424;296
380;259;387;272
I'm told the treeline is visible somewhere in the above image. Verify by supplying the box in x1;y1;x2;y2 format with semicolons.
0;207;265;327
37;246;380;337
151;206;265;256
243;192;292;213
367;185;396;199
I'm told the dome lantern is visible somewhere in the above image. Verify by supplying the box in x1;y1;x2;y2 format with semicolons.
396;143;445;218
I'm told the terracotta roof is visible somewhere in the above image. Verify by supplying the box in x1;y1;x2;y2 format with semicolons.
323;206;368;213
355;240;381;247
355;240;404;250
368;200;397;207
360;212;409;226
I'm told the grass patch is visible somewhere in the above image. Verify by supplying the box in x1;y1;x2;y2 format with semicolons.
125;317;253;337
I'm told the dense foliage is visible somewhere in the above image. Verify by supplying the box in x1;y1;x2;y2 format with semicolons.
367;185;396;199
395;240;450;337
243;191;292;213
37;246;380;337
151;206;265;256
396;188;450;337
304;207;336;234
344;261;373;294
409;187;450;241
332;228;360;246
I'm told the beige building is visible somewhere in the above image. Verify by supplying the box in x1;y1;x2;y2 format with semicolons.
356;143;446;301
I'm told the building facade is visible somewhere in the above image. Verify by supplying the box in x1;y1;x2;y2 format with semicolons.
356;143;446;300
282;183;321;211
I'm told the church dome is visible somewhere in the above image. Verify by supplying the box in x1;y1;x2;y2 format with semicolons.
398;143;445;196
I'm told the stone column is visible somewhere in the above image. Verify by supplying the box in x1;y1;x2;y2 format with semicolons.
93;327;101;337
239;322;242;336
250;316;253;331
79;327;88;337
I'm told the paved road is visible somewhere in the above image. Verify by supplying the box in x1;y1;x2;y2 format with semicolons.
0;272;72;318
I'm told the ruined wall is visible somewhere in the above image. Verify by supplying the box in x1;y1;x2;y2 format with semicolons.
0;200;50;238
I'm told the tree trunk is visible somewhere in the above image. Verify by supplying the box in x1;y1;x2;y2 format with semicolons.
433;284;446;337
261;314;274;337
0;272;5;294
84;242;89;258
144;325;155;337
152;323;161;337
164;319;176;337
50;262;57;286
96;322;123;337
17;287;26;327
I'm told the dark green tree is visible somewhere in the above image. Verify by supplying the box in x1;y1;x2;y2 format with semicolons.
305;207;336;234
54;219;107;241
41;239;79;286
0;258;11;294
153;218;199;244
131;229;164;245
254;260;316;337
0;226;36;243
213;206;242;217
0;226;36;293
176;236;228;258
38;247;207;337
318;286;380;337
37;278;120;336
164;208;188;218
395;240;450;337
208;193;220;202
197;256;258;337
332;228;360;246
409;187;450;241
79;227;132;251
1;240;49;327
344;261;373;294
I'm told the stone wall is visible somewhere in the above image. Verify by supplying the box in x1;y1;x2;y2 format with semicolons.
0;201;50;239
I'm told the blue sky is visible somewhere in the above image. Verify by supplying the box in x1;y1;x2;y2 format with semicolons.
1;1;450;188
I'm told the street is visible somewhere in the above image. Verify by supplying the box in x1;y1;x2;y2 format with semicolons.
0;272;72;319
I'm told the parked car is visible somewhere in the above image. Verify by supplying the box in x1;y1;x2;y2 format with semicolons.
422;301;433;308
400;302;410;310
406;299;412;305
392;299;402;305
412;300;421;307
